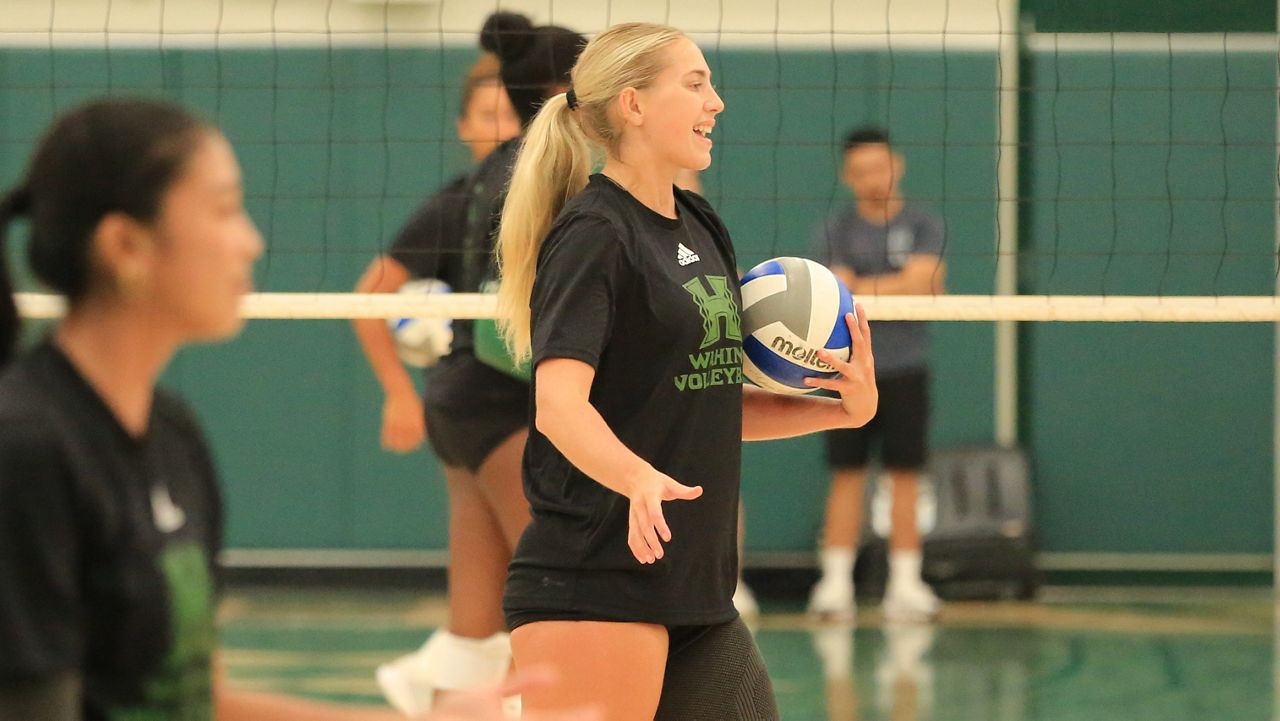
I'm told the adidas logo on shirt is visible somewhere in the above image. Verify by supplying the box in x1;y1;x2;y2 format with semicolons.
677;242;700;266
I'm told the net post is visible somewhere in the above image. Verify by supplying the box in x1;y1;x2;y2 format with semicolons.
1269;13;1280;717
1271;0;1280;639
994;0;1022;447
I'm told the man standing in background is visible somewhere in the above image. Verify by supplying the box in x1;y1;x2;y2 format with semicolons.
808;126;946;622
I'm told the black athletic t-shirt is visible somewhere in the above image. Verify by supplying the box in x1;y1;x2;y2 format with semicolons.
505;175;745;627
387;171;475;357
460;138;521;297
420;139;530;412
387;138;518;354
387;172;469;289
386;146;529;414
0;341;221;720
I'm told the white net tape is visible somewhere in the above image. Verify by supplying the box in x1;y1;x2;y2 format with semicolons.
15;292;1280;322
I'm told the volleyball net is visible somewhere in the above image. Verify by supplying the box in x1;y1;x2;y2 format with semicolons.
3;1;1274;323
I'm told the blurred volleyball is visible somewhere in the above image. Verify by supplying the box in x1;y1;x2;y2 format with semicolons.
388;279;452;368
739;257;855;394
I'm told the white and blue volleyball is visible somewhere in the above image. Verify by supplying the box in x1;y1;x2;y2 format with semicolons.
388;278;452;368
740;257;855;394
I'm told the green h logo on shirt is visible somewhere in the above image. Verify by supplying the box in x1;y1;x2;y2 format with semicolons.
683;275;741;349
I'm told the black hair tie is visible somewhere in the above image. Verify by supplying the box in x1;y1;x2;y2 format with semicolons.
565;87;579;111
0;187;30;220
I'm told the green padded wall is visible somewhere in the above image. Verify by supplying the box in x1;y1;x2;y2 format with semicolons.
1020;46;1275;555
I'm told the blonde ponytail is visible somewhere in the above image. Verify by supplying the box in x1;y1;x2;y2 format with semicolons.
495;93;593;361
496;22;689;361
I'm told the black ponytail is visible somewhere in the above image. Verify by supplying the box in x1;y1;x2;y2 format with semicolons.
0;186;32;369
480;12;585;128
480;12;537;64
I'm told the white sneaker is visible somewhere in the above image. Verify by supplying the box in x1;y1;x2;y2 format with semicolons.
376;630;514;717
807;576;856;622
380;653;522;719
377;644;439;717
733;578;760;620
882;581;941;622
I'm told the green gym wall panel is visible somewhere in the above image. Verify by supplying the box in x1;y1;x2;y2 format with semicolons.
1020;48;1275;555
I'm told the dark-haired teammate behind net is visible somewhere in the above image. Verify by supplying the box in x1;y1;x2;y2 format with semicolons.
0;97;596;721
352;44;523;717
354;12;586;716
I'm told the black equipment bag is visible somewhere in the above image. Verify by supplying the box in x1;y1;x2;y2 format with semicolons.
855;446;1038;600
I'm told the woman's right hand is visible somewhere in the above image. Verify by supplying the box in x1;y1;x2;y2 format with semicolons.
382;389;426;452
625;467;703;564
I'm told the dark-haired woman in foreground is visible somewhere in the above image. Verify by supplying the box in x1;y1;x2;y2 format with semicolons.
0;97;593;721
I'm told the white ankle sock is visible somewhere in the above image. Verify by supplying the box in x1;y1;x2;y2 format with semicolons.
888;550;923;590
431;631;512;691
820;547;856;583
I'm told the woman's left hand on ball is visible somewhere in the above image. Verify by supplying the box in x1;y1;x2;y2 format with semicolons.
804;303;878;427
